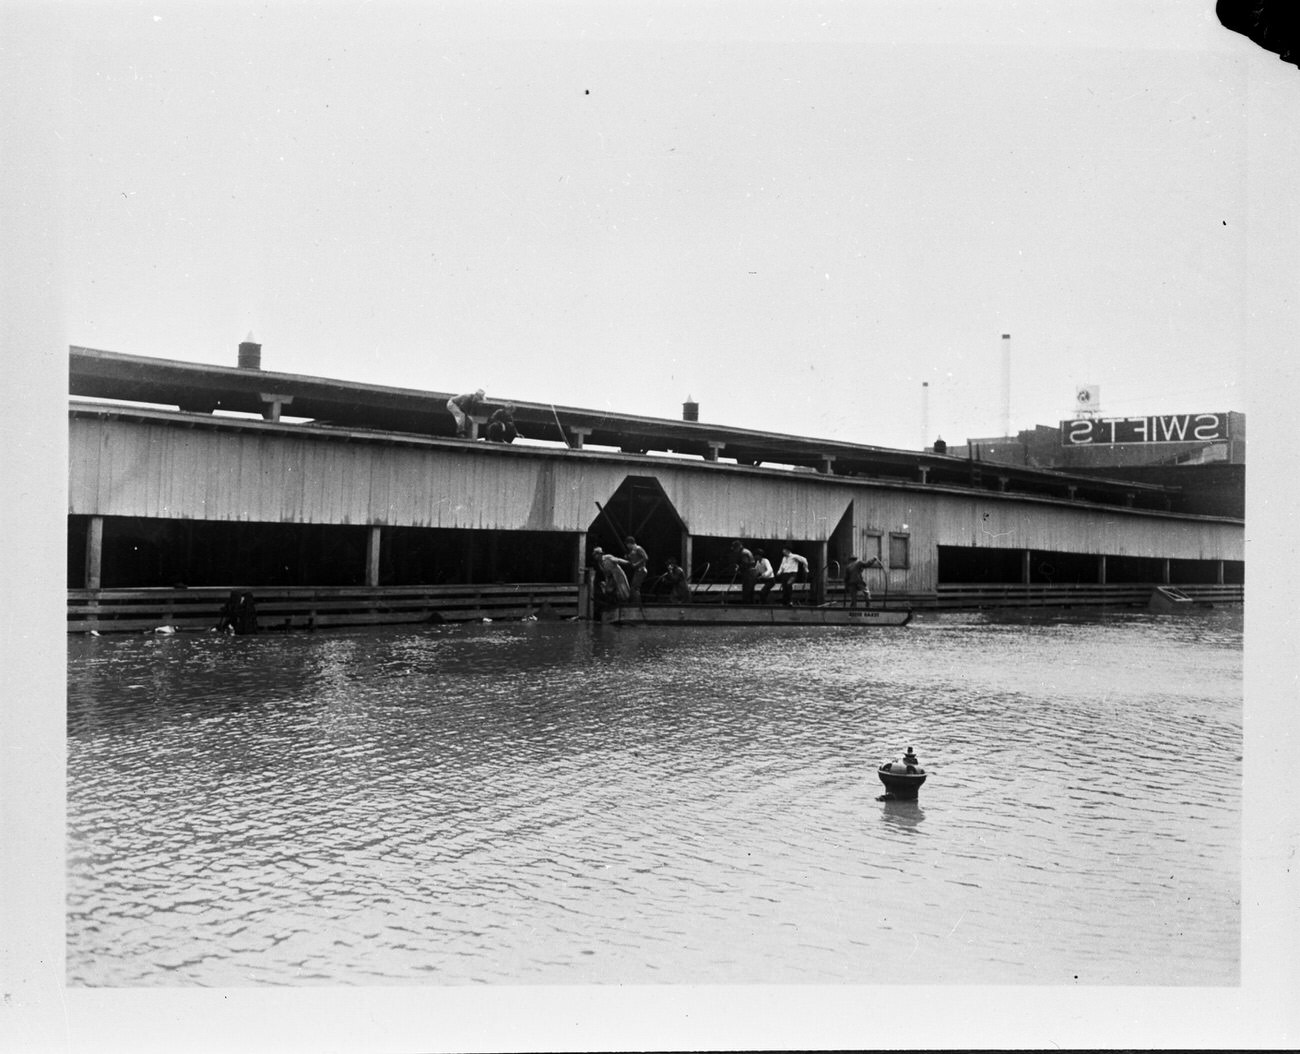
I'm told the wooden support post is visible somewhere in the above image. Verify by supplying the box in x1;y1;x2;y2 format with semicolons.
998;476;1009;492
1161;558;1171;585
681;530;693;578
568;427;592;449
574;531;587;582
1098;554;1107;585
575;531;591;619
577;567;591;620
365;526;381;587
918;466;929;484
182;520;194;584
813;540;828;605
85;515;103;590
705;441;726;462
1216;560;1224;585
1068;485;1078;500
1022;549;1032;585
259;393;294;422
819;455;835;475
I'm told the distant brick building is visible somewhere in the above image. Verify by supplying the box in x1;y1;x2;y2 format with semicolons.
948;412;1245;518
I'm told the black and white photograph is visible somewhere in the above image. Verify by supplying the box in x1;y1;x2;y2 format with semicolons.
3;1;1296;1050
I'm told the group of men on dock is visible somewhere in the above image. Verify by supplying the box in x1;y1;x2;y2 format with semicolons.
592;537;677;606
726;540;812;606
592;535;883;610
589;537;880;610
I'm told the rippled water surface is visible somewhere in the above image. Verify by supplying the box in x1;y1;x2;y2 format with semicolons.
67;608;1242;986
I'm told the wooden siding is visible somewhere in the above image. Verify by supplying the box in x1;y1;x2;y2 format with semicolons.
70;418;856;539
845;490;1242;594
657;471;850;540
69;414;1243;596
924;491;1243;561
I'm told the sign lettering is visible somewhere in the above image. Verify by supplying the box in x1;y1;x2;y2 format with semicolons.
1060;413;1229;446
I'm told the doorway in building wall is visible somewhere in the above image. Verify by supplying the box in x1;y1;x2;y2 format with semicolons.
587;476;687;594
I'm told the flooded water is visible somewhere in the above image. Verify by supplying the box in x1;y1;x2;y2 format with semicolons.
66;608;1242;987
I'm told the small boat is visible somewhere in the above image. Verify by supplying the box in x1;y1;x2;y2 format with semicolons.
608;603;912;627
1148;586;1211;613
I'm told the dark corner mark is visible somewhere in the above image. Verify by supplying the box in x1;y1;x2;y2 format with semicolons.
1217;0;1299;68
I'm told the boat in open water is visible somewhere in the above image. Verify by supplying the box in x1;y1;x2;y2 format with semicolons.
606;603;913;627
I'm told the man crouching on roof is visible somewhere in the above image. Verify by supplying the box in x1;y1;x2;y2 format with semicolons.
446;389;486;438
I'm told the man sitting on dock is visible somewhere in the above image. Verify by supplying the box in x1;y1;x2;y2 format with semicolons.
767;547;809;606
729;540;757;602
755;548;774;595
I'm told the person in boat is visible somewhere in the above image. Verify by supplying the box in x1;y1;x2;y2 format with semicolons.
664;557;692;604
592;547;631;603
766;546;809;606
485;404;517;443
843;555;882;609
446;388;486;437
623;535;649;601
728;540;757;602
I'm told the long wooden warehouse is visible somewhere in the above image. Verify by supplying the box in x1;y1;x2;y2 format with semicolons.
67;347;1244;632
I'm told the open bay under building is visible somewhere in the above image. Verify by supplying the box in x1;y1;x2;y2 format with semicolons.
67;345;1244;632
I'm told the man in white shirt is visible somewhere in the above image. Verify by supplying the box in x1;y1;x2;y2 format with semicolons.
766;547;809;606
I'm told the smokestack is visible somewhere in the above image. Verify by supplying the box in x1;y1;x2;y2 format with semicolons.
921;381;930;451
238;331;262;370
1000;333;1011;437
682;395;699;422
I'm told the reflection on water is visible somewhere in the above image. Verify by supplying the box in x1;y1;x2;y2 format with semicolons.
67;608;1242;986
880;799;926;832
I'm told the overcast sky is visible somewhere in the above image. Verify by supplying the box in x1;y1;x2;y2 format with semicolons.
31;0;1291;449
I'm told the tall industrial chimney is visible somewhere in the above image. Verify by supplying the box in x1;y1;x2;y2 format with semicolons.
1000;333;1011;437
921;381;930;451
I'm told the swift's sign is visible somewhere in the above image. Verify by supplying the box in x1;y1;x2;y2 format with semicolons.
1061;413;1229;446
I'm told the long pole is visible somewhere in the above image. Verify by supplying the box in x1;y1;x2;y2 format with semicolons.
594;501;627;542
1001;333;1012;437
